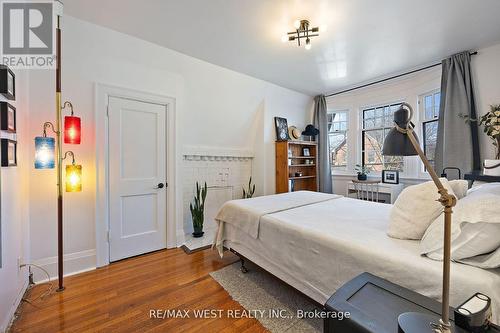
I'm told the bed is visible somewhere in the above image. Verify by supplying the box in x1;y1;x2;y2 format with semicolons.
213;191;500;324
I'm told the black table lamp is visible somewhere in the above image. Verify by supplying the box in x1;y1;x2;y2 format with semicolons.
382;103;457;333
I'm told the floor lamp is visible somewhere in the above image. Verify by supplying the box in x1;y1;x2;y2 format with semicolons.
33;7;82;292
382;102;457;333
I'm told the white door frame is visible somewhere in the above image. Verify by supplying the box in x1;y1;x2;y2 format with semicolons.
95;83;177;267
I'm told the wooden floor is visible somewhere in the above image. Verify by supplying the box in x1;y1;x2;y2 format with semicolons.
10;248;267;333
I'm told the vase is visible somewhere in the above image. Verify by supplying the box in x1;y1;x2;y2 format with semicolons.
192;226;204;238
357;173;367;181
483;159;500;176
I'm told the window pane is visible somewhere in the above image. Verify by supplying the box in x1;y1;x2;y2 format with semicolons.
329;132;347;167
424;120;439;169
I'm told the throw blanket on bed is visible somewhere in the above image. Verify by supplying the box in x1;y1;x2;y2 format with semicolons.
213;191;340;252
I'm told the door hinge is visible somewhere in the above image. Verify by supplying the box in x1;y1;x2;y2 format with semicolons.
106;105;109;117
107;230;110;242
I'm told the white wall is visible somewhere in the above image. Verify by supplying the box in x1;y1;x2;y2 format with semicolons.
27;16;311;279
327;42;500;196
0;71;30;332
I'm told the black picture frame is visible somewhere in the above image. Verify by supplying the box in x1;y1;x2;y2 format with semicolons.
1;139;17;167
0;65;15;101
382;170;399;184
274;117;289;141
0;102;16;132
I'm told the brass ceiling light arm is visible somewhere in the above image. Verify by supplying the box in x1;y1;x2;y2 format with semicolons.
284;19;320;48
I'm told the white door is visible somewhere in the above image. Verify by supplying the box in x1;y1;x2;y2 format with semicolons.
108;96;167;262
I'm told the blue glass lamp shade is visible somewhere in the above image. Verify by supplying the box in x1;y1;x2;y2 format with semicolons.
35;137;55;169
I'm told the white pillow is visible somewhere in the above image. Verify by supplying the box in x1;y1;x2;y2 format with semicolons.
449;179;468;200
420;183;500;268
387;178;456;240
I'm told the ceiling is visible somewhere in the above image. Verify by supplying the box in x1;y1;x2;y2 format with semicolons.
64;0;500;96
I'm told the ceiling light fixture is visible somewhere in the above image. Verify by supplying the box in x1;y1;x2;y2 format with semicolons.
282;19;322;50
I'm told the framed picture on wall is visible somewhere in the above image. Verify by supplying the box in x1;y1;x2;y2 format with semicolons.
274;117;290;141
382;170;399;184
0;102;16;132
1;139;17;167
0;65;15;100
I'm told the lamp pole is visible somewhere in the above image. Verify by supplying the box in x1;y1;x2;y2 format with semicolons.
55;13;65;292
395;103;456;333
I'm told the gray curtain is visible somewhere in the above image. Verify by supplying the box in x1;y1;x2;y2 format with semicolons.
435;51;481;176
313;95;333;193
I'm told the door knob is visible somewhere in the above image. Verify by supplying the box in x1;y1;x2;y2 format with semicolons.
156;183;164;189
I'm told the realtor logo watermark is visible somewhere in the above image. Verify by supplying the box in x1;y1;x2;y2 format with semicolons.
1;1;56;69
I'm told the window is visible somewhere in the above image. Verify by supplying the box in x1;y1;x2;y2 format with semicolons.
421;91;440;170
361;103;404;172
328;111;348;169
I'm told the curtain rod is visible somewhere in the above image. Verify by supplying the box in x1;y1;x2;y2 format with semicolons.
325;51;478;97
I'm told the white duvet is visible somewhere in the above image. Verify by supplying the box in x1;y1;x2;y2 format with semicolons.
214;193;500;324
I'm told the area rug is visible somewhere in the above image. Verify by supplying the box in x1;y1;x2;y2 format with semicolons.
210;262;322;332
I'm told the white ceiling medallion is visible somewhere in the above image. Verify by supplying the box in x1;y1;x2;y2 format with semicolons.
281;19;325;50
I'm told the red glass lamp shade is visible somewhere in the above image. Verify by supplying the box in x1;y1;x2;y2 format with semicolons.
64;116;81;144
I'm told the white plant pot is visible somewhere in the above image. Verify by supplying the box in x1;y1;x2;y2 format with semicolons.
483;159;500;176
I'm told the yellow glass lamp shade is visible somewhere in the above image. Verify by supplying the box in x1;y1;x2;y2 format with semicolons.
66;164;82;192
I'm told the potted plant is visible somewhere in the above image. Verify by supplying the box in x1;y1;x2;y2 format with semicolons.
462;104;500;175
355;164;369;181
190;181;207;238
242;177;256;199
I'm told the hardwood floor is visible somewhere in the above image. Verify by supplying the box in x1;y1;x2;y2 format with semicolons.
10;248;268;333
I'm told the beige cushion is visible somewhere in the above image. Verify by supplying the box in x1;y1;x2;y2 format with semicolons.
449;179;468;200
387;178;455;240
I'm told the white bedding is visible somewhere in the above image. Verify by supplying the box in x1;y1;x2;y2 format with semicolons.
214;195;500;324
215;190;340;239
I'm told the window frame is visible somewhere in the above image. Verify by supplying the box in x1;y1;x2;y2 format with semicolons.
418;89;441;176
359;101;405;174
327;109;349;171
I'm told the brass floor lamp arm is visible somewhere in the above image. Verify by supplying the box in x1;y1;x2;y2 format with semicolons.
406;128;455;333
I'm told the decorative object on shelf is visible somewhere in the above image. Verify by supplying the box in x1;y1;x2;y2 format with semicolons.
281;19;325;50
382;102;457;333
301;124;319;141
382;170;399;184
32;8;82;292
288;126;301;140
190;181;207;238
242;177;256;199
302;147;310;157
34;136;55;169
294;171;303;177
355;164;369;181
1;139;16;167
63;102;81;144
0;65;15;100
288;148;292;157
0;102;16;132
461;104;500;175
274;117;290;141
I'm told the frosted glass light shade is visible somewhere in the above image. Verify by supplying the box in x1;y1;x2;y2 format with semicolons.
34;137;55;169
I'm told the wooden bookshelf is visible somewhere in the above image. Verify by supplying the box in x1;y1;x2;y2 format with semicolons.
275;140;318;193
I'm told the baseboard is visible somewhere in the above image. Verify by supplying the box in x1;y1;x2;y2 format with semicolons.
31;249;97;283
1;279;28;333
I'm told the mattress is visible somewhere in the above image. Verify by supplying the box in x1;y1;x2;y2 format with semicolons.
217;196;500;324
